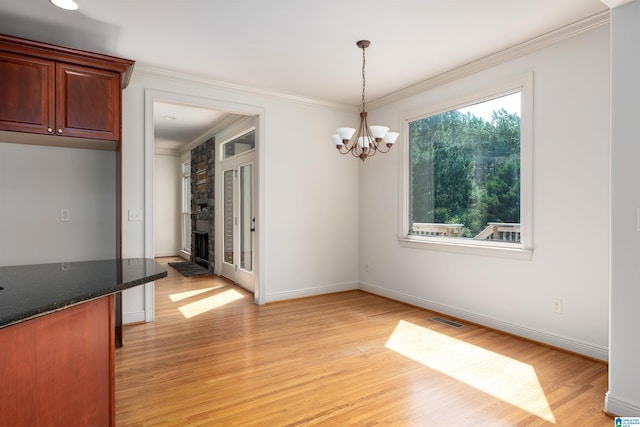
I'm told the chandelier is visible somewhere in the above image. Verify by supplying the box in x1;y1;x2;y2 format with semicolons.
332;40;399;162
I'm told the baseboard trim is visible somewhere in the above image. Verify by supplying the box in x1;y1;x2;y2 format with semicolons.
154;250;180;257
605;392;640;417
123;310;146;325
359;282;608;361
265;282;358;303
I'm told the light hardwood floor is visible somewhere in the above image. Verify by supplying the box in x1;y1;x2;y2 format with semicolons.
115;257;610;426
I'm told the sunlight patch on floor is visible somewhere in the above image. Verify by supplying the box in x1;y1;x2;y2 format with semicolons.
178;289;245;318
385;320;555;423
169;286;224;302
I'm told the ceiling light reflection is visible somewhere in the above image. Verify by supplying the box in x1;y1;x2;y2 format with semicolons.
50;0;79;10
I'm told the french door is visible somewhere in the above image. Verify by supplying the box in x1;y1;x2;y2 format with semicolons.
220;150;255;292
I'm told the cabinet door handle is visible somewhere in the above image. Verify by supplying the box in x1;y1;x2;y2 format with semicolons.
57;129;63;134
47;128;53;133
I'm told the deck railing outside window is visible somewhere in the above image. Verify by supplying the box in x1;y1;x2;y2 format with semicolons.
411;222;520;243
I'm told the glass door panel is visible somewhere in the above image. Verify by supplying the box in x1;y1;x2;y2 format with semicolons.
239;164;253;272
223;169;234;265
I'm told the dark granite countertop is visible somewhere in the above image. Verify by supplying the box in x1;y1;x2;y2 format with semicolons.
0;258;167;329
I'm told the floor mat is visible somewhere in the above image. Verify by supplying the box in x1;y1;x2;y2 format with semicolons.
168;261;211;277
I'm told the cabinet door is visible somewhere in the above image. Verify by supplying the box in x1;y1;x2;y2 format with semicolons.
56;63;120;141
0;51;55;135
0;296;114;426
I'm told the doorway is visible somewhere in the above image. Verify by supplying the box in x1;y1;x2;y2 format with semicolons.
145;89;266;321
220;130;256;293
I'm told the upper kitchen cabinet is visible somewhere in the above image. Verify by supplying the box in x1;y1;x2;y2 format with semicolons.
56;63;120;140
0;51;54;135
0;34;134;150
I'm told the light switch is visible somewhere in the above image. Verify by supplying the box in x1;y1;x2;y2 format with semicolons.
128;209;143;222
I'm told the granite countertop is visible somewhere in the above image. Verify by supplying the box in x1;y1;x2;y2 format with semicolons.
0;258;167;329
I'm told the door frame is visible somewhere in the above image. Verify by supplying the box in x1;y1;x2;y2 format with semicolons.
144;89;266;319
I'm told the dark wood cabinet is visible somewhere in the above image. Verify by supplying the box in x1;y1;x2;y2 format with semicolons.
0;50;54;135
56;62;121;140
0;34;133;149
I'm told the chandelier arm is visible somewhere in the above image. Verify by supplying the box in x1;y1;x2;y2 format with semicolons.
374;142;392;154
337;144;351;155
361;112;374;161
340;140;359;157
368;141;379;158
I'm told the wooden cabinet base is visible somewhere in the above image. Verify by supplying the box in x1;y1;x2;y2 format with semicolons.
0;295;115;426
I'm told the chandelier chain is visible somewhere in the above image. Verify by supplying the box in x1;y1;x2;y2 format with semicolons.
361;44;366;112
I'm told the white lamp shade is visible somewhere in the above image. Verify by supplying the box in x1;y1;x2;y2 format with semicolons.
383;132;399;144
369;126;389;139
332;134;344;146
336;127;356;141
357;136;372;148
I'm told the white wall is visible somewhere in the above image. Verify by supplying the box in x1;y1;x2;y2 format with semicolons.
120;70;359;319
360;24;610;360
153;153;181;257
607;0;640;416
0;142;116;266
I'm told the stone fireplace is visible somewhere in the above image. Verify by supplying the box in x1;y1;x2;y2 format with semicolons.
190;137;215;271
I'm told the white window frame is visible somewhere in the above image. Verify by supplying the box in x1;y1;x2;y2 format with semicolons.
181;160;192;254
398;72;533;260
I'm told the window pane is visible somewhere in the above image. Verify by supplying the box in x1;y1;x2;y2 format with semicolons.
182;176;191;213
239;164;253;272
222;130;255;160
408;92;521;243
181;161;192;252
223;169;234;264
182;213;191;252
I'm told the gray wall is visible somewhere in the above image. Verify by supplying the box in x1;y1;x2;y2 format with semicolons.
0;142;117;266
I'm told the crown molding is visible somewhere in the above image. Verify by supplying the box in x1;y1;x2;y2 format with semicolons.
154;147;180;157
600;0;635;8
133;66;356;112
368;11;610;110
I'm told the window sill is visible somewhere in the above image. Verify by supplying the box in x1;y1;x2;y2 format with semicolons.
398;237;533;261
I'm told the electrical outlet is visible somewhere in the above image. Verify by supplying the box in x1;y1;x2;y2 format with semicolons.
60;209;70;222
365;263;369;272
552;298;563;314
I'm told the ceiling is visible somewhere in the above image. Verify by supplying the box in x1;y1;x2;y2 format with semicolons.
0;0;609;150
152;101;232;153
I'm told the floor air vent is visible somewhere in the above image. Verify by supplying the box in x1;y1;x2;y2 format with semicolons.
431;316;465;328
